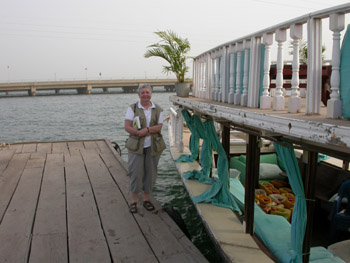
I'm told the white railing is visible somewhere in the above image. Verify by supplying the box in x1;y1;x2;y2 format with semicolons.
192;4;350;118
169;107;184;152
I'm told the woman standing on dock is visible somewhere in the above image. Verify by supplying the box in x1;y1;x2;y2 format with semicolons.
124;84;166;213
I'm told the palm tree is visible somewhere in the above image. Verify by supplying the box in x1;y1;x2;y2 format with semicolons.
289;40;326;64
144;30;191;83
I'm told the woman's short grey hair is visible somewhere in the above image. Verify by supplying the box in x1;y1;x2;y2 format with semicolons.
138;84;152;94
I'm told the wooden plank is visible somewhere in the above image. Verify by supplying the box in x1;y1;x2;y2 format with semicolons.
8;144;23;153
22;143;37;153
303;151;318;263
0;153;30;220
0;149;15;175
30;234;67;263
99;151;129;190
26;158;45;169
81;149;157;262
30;153;67;263
159;211;207;262
30;152;47;159
83;141;98;149
0;167;43;262
222;124;231;163
37;143;52;153
96;140;113;154
245;134;260;234
0;145;9;152
52;142;69;155
67;141;84;156
138;211;205;262
65;154;110;262
99;145;206;263
46;153;64;167
103;139;129;174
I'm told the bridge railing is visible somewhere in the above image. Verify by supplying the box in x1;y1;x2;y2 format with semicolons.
192;3;350;119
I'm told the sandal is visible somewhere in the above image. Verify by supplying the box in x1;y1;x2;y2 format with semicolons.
143;201;155;211
129;202;137;213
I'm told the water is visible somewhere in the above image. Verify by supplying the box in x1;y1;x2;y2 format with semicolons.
0;91;222;262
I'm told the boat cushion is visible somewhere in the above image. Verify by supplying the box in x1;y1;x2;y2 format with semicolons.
230;157;246;184
309;247;345;263
238;153;278;165
259;163;284;180
229;178;345;263
230;153;285;184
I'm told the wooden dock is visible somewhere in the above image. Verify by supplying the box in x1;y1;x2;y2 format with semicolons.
0;139;207;263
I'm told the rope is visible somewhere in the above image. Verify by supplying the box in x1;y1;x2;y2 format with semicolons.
111;141;122;156
0;142;10;148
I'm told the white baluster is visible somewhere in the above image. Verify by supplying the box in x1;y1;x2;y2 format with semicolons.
248;36;262;108
211;57;216;100
203;62;206;92
306;18;322;114
193;60;198;97
234;43;243;105
175;108;184;152
288;24;303;113
220;47;228;103
216;57;221;101
201;62;205;91
327;13;345;118
260;33;273;109
228;50;236;103
273;29;286;111
169;110;175;146
206;53;210;99
241;39;250;106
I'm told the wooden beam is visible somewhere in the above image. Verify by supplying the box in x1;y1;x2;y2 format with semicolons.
221;124;231;166
302;151;318;263
244;134;260;234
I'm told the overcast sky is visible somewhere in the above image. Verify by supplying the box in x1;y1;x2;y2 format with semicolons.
0;0;349;83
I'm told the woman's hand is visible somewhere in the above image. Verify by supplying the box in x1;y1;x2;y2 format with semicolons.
136;127;150;137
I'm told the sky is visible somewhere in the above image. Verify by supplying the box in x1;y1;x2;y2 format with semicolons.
0;0;349;83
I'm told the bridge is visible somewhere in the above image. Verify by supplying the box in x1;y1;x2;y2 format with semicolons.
0;79;180;96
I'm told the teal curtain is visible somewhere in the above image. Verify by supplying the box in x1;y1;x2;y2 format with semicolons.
274;142;306;263
175;110;200;162
180;110;213;184
340;24;350;119
318;153;329;162
179;110;241;213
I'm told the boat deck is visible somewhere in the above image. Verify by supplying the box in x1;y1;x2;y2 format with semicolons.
169;144;275;263
0;139;207;263
170;96;350;158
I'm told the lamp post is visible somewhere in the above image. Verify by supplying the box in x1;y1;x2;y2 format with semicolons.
85;68;88;80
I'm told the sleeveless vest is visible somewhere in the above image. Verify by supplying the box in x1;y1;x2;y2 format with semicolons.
127;102;165;156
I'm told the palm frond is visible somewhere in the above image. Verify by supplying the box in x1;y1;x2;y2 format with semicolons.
144;30;191;82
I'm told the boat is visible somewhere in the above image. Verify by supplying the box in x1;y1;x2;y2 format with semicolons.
168;4;350;263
